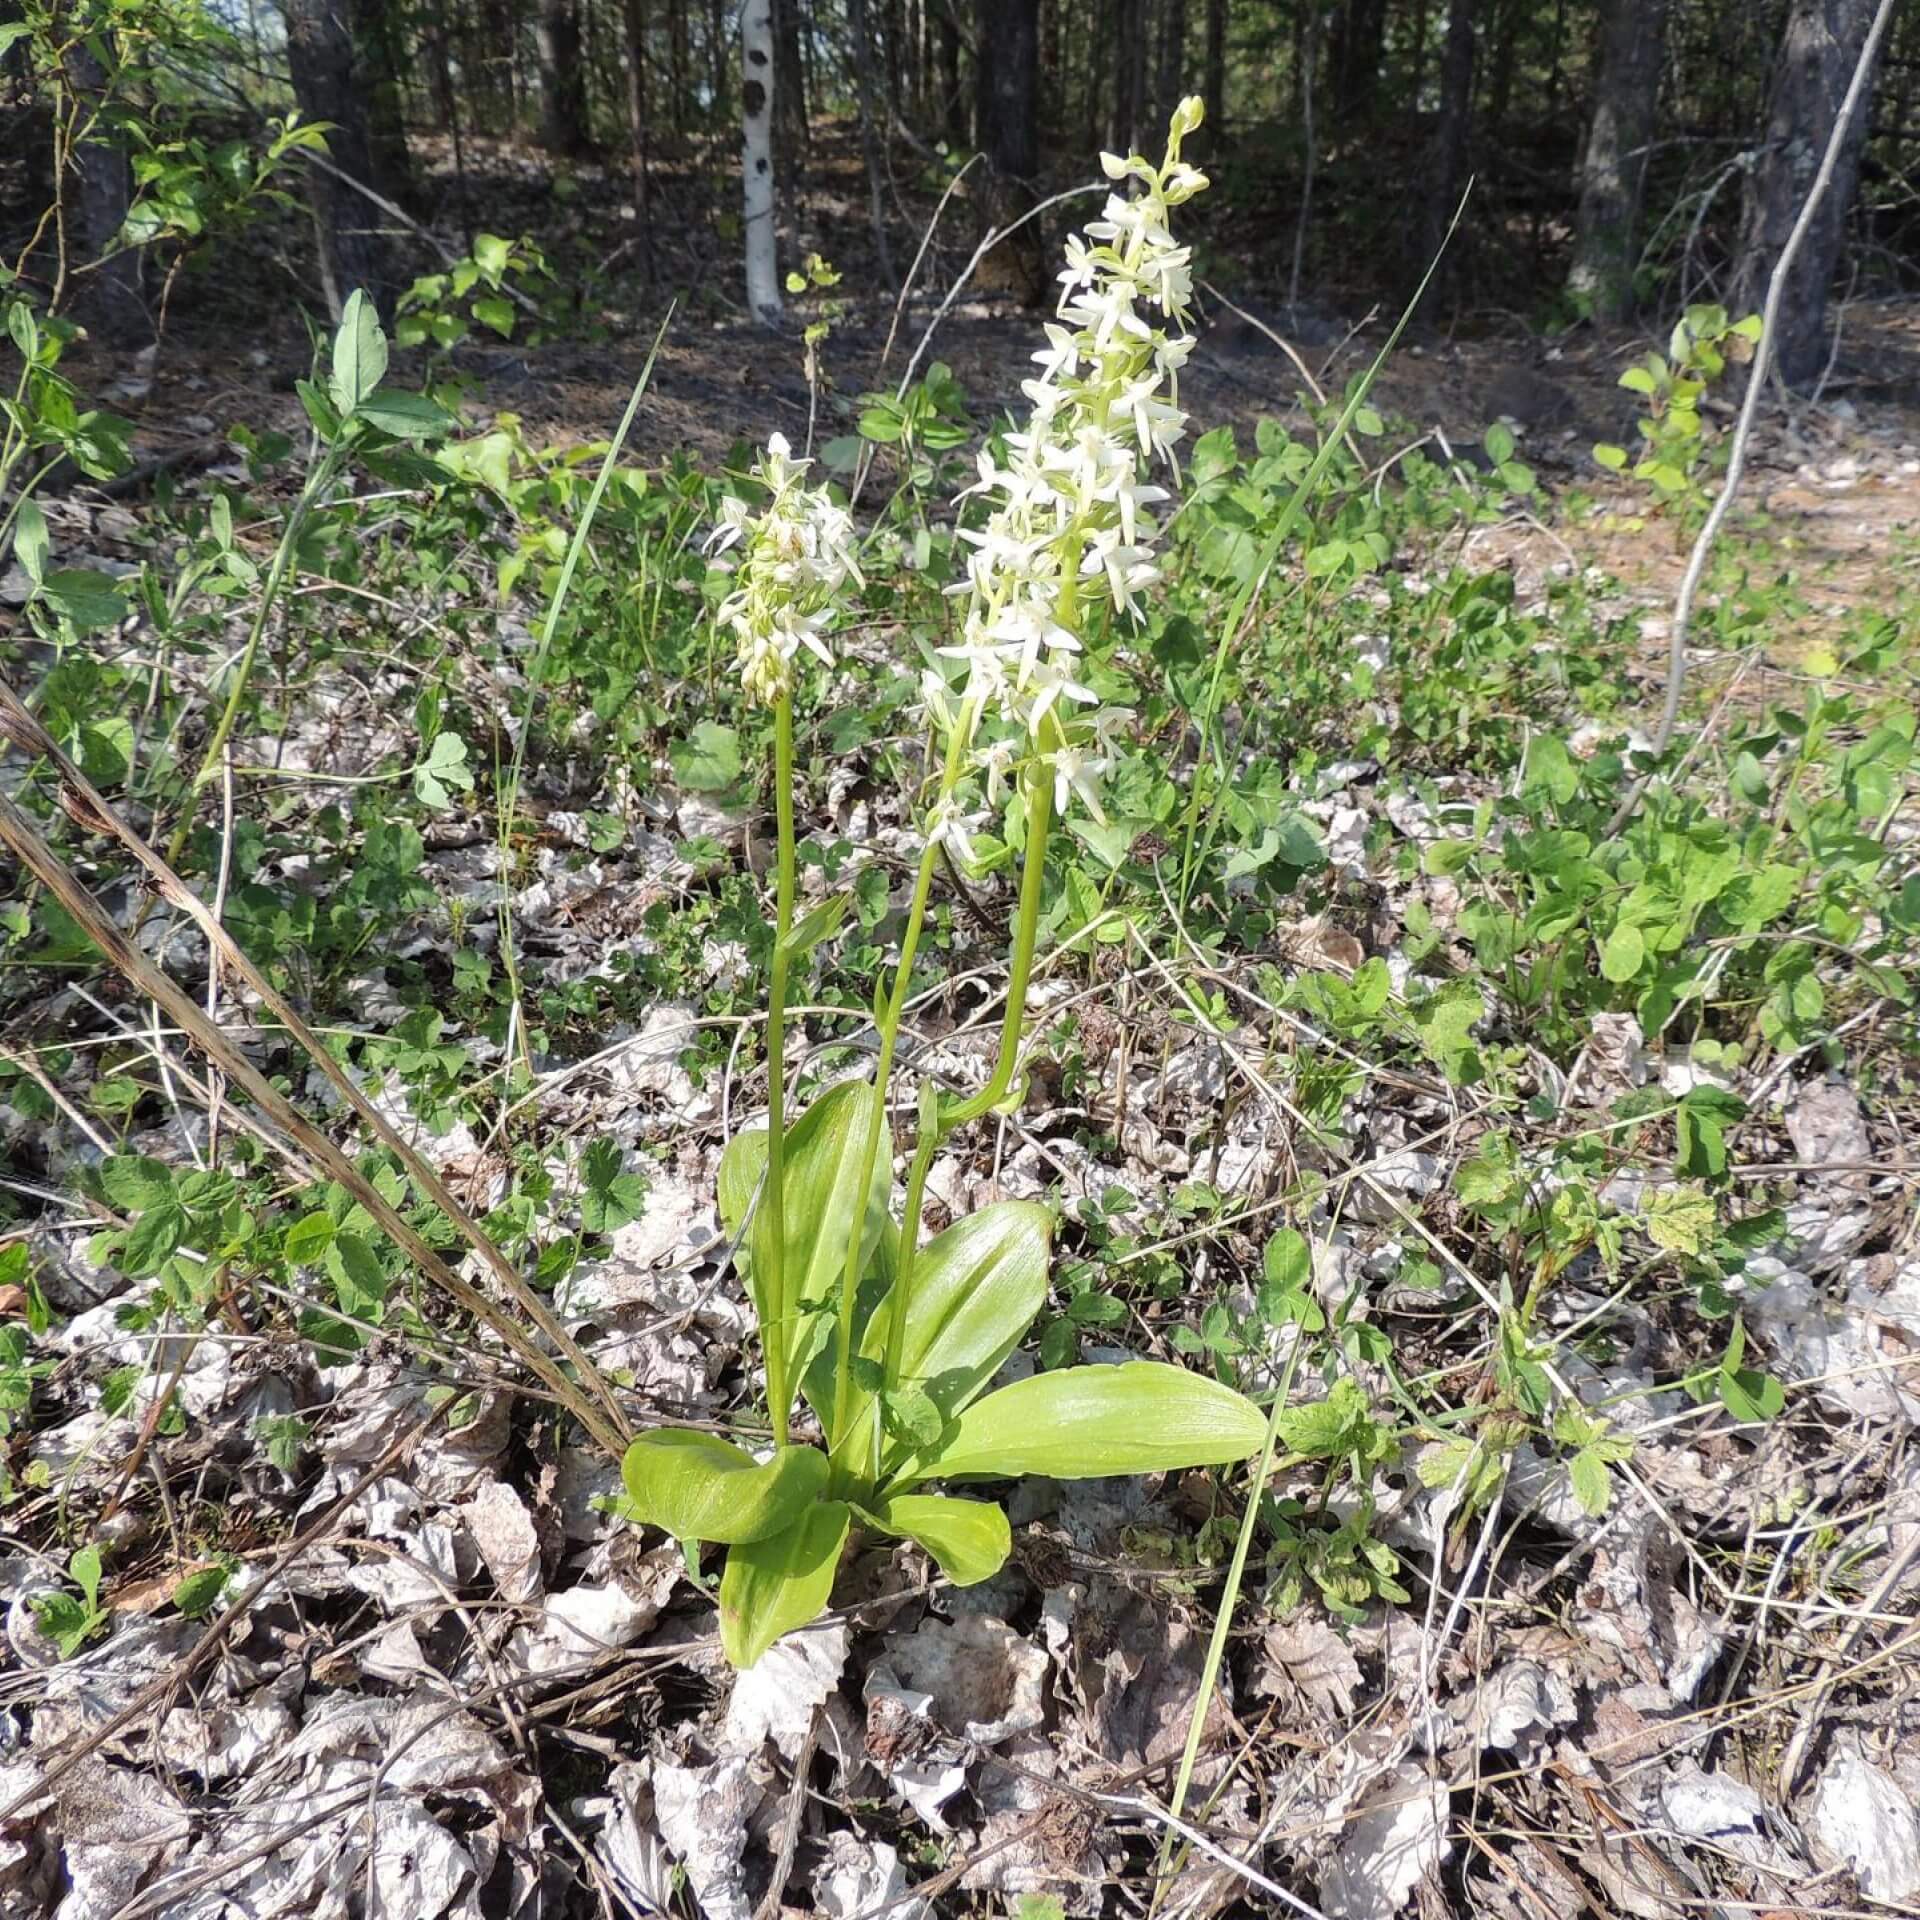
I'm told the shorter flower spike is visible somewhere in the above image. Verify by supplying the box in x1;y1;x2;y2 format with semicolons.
707;433;862;707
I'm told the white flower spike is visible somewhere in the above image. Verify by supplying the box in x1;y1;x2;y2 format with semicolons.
926;97;1209;830
708;434;862;707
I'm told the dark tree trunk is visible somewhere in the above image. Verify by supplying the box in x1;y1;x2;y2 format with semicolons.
773;0;807;168
349;0;413;201
668;0;690;129
1203;0;1225;128
933;0;965;142
1416;0;1476;289
974;0;1044;299
1085;0;1111;148
1485;0;1519;125
537;0;590;154
882;0;903;117
1157;0;1187;124
1329;0;1388;119
63;46;146;338
479;0;517;129
625;0;654;273
1732;0;1886;386
848;0;895;283
709;0;730;121
1112;0;1146;151
284;0;390;315
1567;0;1667;322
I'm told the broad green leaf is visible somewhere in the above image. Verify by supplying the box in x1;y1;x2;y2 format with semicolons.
330;288;388;415
840;1201;1050;1481
283;1212;335;1264
778;892;851;958
901;1361;1265;1486
100;1154;174;1211
472;295;515;338
1644;1183;1715;1254
867;1202;1050;1419
1718;1365;1784;1425
860;1493;1011;1587
880;1385;945;1449
122;1199;185;1275
1599;923;1645;984
41;568;127;631
327;1232;388;1316
172;1565;229;1618
70;1544;102;1609
356;388;455;440
13;497;47;584
669;721;742;792
1276;1378;1375;1459
719;1081;892;1431
719;1499;850;1668
1568;1449;1612;1517
622;1429;828;1544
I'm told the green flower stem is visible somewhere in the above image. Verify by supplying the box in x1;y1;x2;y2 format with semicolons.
941;752;1053;1133
879;757;1054;1463
761;692;799;1444
874;1116;940;1479
826;702;979;1454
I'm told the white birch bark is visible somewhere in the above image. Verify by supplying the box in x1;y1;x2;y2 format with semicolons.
741;0;783;324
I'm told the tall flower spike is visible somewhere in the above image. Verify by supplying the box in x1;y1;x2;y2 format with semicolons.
929;98;1209;830
708;433;863;707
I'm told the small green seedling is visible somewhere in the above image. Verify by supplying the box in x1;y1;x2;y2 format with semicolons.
32;1543;108;1656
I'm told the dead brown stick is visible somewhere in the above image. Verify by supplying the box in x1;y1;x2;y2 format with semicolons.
0;679;630;1455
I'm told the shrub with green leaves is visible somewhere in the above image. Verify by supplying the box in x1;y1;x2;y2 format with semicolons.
1593;304;1760;511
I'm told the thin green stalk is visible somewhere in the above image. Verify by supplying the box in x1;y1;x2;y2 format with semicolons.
825;702;979;1452
161;442;345;874
942;757;1053;1131
874;758;1055;1466
1150;1328;1305;1912
872;1115;939;1481
762;692;799;1444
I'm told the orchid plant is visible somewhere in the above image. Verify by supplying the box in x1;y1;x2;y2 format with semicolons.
622;99;1265;1668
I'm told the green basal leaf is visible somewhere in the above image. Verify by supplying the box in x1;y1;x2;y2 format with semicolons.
718;1081;893;1433
622;1429;828;1544
859;1493;1012;1587
839;1201;1051;1476
897;1360;1265;1486
719;1499;850;1668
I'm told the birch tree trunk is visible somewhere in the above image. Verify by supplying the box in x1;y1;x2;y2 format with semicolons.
741;0;783;325
1567;0;1667;323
